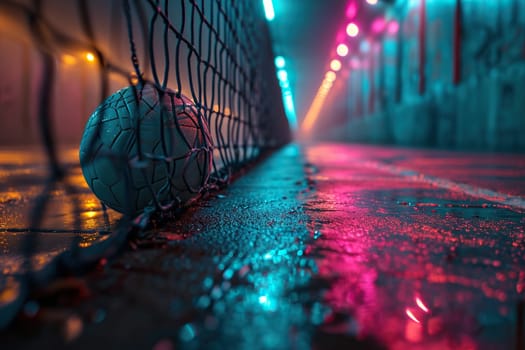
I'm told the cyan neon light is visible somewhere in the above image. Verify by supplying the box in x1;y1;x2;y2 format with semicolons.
283;91;297;130
274;59;297;130
284;94;296;114
263;0;275;21
279;80;290;89
277;69;288;81
275;56;285;68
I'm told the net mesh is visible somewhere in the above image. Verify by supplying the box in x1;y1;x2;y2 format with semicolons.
0;0;289;328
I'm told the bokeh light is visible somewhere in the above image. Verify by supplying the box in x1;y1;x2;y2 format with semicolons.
387;21;400;35
346;2;358;19
350;57;360;69
321;80;332;89
371;17;386;34
359;40;370;53
61;54;77;65
275;67;297;130
336;43;349;57
277;69;288;81
366;0;378;5
325;71;336;82
274;56;285;68
330;59;342;72
346;23;359;37
85;52;95;62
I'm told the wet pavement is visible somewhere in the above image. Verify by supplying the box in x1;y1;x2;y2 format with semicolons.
0;147;119;275
1;143;525;349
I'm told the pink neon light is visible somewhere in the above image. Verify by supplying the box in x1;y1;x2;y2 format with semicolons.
349;58;360;69
336;30;346;43
371;18;386;34
387;21;399;35
346;2;358;19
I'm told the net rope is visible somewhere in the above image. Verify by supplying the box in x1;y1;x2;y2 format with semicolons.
0;0;289;328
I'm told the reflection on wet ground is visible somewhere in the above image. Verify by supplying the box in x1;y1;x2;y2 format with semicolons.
1;143;524;349
304;144;525;349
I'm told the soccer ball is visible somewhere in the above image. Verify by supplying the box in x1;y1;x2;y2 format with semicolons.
79;83;212;215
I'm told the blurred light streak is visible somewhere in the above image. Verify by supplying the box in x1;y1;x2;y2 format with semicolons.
321;80;333;89
325;71;336;83
366;0;378;4
283;95;297;129
406;308;420;323
302;92;328;133
262;0;275;21
275;60;297;130
301;73;335;133
415;297;429;313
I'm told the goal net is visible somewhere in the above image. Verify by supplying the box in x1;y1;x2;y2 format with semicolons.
0;0;289;328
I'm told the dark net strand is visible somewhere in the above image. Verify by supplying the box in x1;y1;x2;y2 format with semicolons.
0;0;289;329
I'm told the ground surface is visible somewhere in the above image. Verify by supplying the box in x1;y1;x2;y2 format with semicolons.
1;143;525;349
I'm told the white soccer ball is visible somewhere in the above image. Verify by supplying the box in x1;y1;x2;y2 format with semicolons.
79;83;212;215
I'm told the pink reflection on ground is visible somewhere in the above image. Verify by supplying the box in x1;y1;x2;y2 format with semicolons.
416;297;429;313
306;145;380;339
304;144;524;349
406;308;420;323
405;296;430;325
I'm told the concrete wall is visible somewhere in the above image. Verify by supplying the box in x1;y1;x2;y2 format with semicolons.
328;0;525;152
